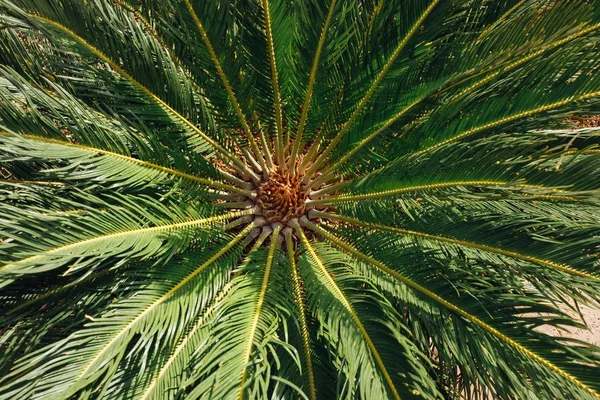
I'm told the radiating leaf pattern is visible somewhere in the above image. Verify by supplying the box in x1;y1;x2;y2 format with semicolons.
0;0;599;399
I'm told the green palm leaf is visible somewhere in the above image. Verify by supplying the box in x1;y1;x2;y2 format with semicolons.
1;0;599;399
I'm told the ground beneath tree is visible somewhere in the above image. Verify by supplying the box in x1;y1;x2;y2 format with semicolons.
537;304;600;346
565;115;600;128
536;116;600;347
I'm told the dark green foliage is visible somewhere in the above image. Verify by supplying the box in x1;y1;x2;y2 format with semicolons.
0;0;599;399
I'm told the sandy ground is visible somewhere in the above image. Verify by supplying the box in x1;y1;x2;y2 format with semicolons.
537;304;600;346
541;116;600;345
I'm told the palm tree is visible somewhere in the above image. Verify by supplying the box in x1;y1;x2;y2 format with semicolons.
1;0;599;398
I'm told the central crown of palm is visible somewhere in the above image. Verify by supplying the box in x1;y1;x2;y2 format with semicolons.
1;1;600;399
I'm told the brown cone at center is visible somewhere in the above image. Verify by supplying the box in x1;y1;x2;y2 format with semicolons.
255;168;307;224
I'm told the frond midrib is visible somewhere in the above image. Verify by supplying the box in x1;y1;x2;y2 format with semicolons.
295;225;401;400
309;221;600;399
66;224;254;398
26;11;251;175
237;225;281;400
315;211;599;280
0;209;252;274
2;131;252;196
285;232;316;400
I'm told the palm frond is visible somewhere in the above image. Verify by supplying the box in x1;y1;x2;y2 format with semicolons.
309;221;600;399
295;226;440;399
1;0;599;398
0;225;252;399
